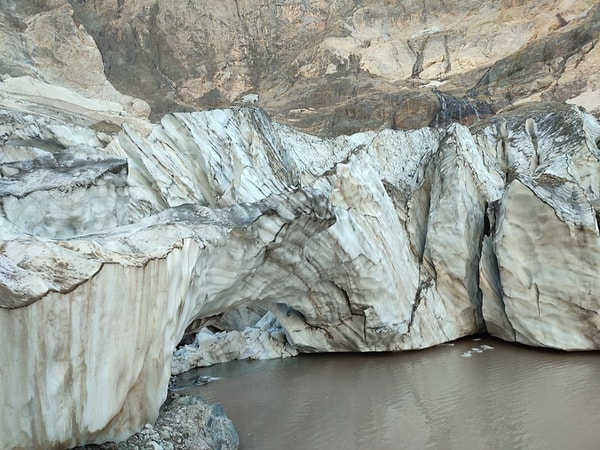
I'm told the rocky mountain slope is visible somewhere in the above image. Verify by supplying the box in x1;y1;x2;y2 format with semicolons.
2;1;599;134
1;1;600;448
67;0;600;134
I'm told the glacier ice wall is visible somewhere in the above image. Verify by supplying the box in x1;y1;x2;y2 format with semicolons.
1;79;600;448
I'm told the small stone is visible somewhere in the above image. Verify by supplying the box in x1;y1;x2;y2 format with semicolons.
149;441;163;450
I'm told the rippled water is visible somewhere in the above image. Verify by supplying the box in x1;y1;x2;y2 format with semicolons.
172;337;600;450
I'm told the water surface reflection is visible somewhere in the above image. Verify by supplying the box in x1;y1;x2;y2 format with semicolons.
173;337;600;450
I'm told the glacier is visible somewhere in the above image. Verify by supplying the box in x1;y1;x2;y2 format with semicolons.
1;76;600;448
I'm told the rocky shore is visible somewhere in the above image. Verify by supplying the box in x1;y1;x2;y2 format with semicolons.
76;394;238;450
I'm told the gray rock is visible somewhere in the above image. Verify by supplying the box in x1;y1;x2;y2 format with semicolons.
76;395;239;450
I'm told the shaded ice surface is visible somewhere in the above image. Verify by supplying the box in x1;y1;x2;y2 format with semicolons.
1;74;600;448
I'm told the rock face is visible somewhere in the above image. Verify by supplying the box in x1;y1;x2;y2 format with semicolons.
65;0;600;133
1;1;600;449
2;1;599;135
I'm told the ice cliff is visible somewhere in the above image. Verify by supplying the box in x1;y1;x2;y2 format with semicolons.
1;73;600;448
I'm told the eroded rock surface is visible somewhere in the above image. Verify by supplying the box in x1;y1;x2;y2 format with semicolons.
2;1;599;135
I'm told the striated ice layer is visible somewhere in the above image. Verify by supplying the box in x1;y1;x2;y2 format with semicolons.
171;312;298;375
1;75;600;448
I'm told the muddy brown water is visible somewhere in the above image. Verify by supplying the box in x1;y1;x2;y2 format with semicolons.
172;337;600;450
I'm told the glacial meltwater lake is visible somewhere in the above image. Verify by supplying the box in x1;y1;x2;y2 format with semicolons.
173;337;600;450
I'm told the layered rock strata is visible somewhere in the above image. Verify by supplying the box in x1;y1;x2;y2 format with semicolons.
65;0;600;133
2;1;599;136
